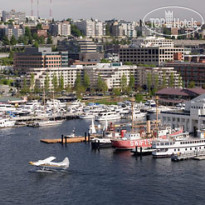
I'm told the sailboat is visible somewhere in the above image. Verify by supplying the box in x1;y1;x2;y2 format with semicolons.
34;90;64;127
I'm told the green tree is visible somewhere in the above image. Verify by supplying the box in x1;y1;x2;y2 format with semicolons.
147;72;152;92
52;73;58;92
154;73;159;91
162;71;166;88
59;73;64;91
44;73;50;92
135;93;144;103
47;35;53;44
74;72;82;90
188;81;195;88
120;73;127;93
10;35;17;45
2;35;10;45
36;23;43;30
129;73;135;90
100;59;110;63
83;71;90;90
169;73;175;87
21;78;30;94
105;24;110;36
178;76;183;88
97;75;108;93
30;73;35;91
71;24;83;37
124;62;133;65
112;88;121;96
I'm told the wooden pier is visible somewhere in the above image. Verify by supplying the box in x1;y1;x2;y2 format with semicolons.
40;137;85;144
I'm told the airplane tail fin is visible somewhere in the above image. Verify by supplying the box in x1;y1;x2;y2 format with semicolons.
62;157;69;169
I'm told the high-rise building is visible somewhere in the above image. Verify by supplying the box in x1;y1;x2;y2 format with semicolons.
2;10;26;24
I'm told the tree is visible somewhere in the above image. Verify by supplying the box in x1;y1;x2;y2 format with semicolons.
36;23;43;30
52;73;58;92
83;71;90;90
147;72;152;92
120;73;127;93
10;35;17;45
74;72;82;90
30;73;35;91
100;59;110;63
129;73;135;90
135;93;144;103
21;78;30;94
44;73;50;92
154;73;159;91
188;81;195;88
71;24;83;37
59;73;64;91
169;73;175;87
178;76;183;88
112;88;121;96
47;35;53;44
2;35;10;45
162;71;166;88
97;75;108;93
124;62;134;65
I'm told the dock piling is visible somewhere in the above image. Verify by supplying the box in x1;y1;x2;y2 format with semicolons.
84;132;87;143
61;134;64;144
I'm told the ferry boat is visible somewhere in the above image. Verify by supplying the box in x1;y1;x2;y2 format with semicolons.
152;134;205;158
111;127;183;150
95;111;121;121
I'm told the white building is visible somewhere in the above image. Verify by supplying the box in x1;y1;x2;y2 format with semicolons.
160;94;205;133
131;36;174;48
57;21;71;36
74;19;104;37
2;10;26;24
136;67;182;88
84;63;137;89
24;66;84;90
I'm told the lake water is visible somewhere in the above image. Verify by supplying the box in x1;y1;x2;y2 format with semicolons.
0;119;205;205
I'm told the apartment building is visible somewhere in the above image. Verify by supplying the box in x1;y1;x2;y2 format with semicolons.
74;19;104;37
50;21;71;36
136;67;182;88
84;63;137;89
14;47;68;73
165;62;205;87
2;10;26;24
24;65;84;89
5;25;24;39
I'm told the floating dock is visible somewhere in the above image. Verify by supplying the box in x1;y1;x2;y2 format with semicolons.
40;137;86;144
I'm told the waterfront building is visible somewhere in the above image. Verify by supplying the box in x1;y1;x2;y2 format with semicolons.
160;94;205;133
84;63;137;89
120;36;184;66
136;67;182;89
14;47;68;73
156;87;205;105
23;65;84;89
165;62;205;87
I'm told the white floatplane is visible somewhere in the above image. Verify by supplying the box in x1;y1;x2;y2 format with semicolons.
29;156;69;171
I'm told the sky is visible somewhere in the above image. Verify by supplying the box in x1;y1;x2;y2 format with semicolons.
1;0;205;21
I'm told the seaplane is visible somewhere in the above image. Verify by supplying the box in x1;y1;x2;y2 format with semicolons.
29;156;69;172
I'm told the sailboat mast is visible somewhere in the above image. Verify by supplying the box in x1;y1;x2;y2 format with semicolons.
131;97;135;133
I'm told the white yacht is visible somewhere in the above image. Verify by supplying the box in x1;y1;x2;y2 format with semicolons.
0;118;16;128
151;133;205;158
0;104;16;112
32;119;64;127
145;100;156;107
95;111;121;121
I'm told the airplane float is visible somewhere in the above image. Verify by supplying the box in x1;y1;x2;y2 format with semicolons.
29;156;69;171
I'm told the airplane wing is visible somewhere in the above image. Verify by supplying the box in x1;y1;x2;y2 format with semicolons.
29;156;56;166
